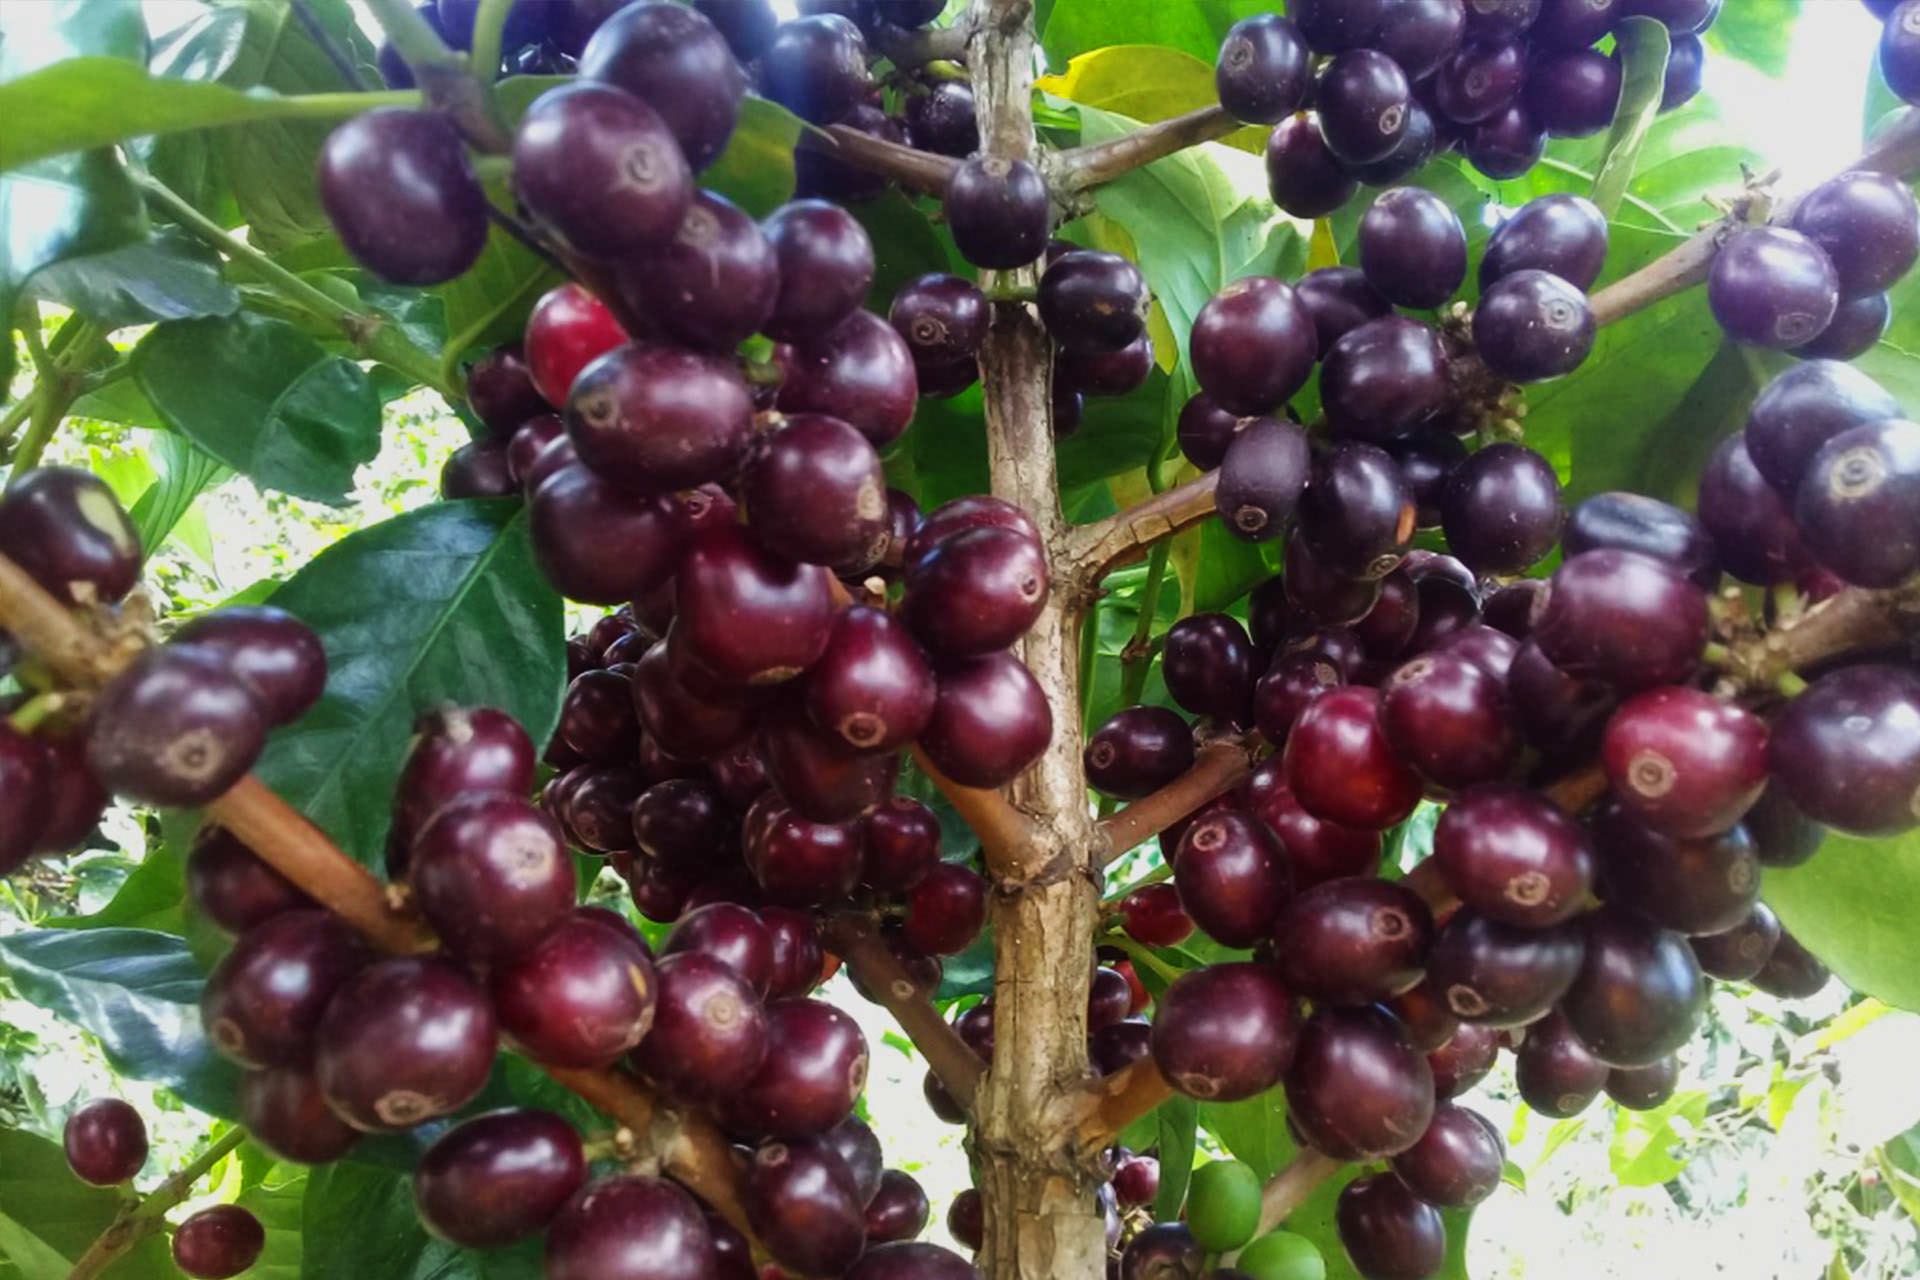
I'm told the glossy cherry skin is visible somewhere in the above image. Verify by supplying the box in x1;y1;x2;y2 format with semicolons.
1751;930;1831;1000
1474;269;1596;383
1434;784;1595;928
1285;1005;1435;1160
1607;1055;1681;1111
761;200;875;344
1163;613;1258;724
630;779;730;873
1796;291;1893;359
513;83;692;260
410;792;575;965
1482;193;1609;290
1689;900;1782;981
617;190;776;352
944;155;1051;270
1175;810;1294;948
1150;962;1300;1102
761;684;901;818
1241;766;1384;887
171;605;325;726
1358;186;1467;308
0;722;48;873
1563;491;1718;590
1190;276;1317;415
1532;549;1708;692
1561;907;1706;1068
1601;687;1767;839
919;652;1053;789
1336;1174;1445;1280
1271;878;1434;1005
903;495;1041;566
465;344;547;439
777;309;920;447
860;1170;931;1244
414;1109;587;1247
238;1066;359;1165
743;413;889;569
946;1189;986;1253
903;526;1051;658
544;1175;715;1280
631;951;770;1103
1424;908;1585;1027
1439;442;1564;577
314;954;498;1132
1298;441;1416;580
1434;37;1527;123
0;467;143;604
629;639;758;763
663;902;774;996
1216;417;1313;542
1708;226;1840;349
1767;664;1920;836
1427;1021;1500;1098
1390;1102;1504;1208
1380;651;1518;790
1283;686;1423;830
171;1205;265;1280
891;273;990;366
202;908;369;1069
1514;1008;1609;1118
1321;316;1451;444
1266;114;1360;219
1795;417;1920;589
577;0;743;170
491;909;656;1074
185;826;313;934
524;284;628;406
1216;13;1311;123
675;524;836;687
1789;170;1920;298
904;863;990;956
64;1098;147;1185
1086;706;1195;799
1594;803;1761;937
862;795;943;893
744;793;864;905
86;644;266;808
1039;250;1151;353
317;109;487;284
746;1138;869;1277
726;997;870;1139
760;13;871;123
529;465;681;606
565;343;752;493
905;79;980;157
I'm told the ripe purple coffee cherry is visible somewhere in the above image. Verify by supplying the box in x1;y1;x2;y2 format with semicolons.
414;1109;587;1247
1434;784;1595;927
566;343;752;493
618;191;777;352
1390;1102;1504;1207
919;652;1052;789
1285;1005;1435;1160
0;467;141;607
1794;417;1920;589
1175;810;1293;948
410;793;576;964
512;83;693;260
891;274;990;366
317;109;487;284
186;826;313;934
64;1098;147;1185
1789;169;1920;298
746;1139;869;1277
1215;416;1314;543
576;0;745;170
777;310;920;447
1267;114;1360;219
1439;442;1564;576
760;14;872;123
1474;270;1596;382
173;605;326;726
727;997;870;1140
528;466;681;607
171;1205;264;1280
1085;706;1195;799
1708;226;1840;349
675;525;836;687
903;526;1051;657
86;644;267;807
1216;14;1311;124
1532;549;1708;692
1601;687;1768;839
944;156;1050;270
1151;963;1300;1101
1191;277;1317;415
545;1175;715;1280
314;955;498;1131
1482;193;1609;290
1768;664;1920;836
1320;316;1450;444
1270;878;1434;1005
762;200;876;344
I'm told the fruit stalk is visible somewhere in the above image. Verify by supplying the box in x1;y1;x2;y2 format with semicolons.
1097;738;1258;866
62;1126;247;1280
822;910;987;1108
819;122;961;196
910;744;1034;863
962;1;1111;1275
1062;471;1223;591
361;0;511;153
1054;104;1244;194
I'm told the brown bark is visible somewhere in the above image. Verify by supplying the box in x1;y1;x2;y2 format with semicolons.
823;909;987;1110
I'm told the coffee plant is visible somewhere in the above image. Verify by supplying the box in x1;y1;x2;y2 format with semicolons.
0;0;1917;1277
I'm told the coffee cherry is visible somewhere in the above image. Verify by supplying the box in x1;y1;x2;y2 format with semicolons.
1336;1173;1446;1280
1390;1102;1503;1208
524;285;628;407
514;83;692;259
1474;269;1595;382
316;109;486;283
903;526;1050;658
1482;193;1608;291
761;13;871;122
1271;878;1433;1005
1321;316;1451;444
565;343;751;492
1428;1021;1500;1098
1380;652;1517;790
1594;803;1761;937
1281;539;1382;629
903;863;989;956
743;414;888;568
1215;14;1310;124
1751;930;1831;999
1283;686;1423;829
744;793;863;904
0;467;140;609
1120;882;1194;949
528;466;680;607
183;827;310;934
627;643;755;766
1317;50;1412;165
1562;492;1716;591
891;274;990;368
314;954;497;1131
465;344;547;440
1745;786;1825;868
1795;417;1920;588
1435;36;1527;125
863;795;942;893
1601;688;1767;839
415;1109;587;1247
1525;47;1621;138
1191;277;1317;415
944;156;1050;270
1265;114;1360;219
863;1171;933;1245
945;1189;986;1254
795;100;902;203
1514;1007;1608;1117
1295;267;1394;361
1359;187;1466;310
175;605;326;729
1215;417;1313;541
1532;549;1707;692
1039;251;1151;353
794;606;936;757
629;948;768;1101
545;1175;714;1280
388;706;536;872
202;908;369;1069
1696;434;1811;586
1438;623;1520;683
1439;442;1563;576
1768;664;1920;836
1175;810;1293;948
577;1;743;170
64;1098;146;1185
728;997;869;1139
1241;767;1384;887
674;525;836;687
1709;226;1840;349
236;1066;358;1166
1790;170;1920;298
1688;900;1782;981
1151;962;1299;1101
1298;442;1416;579
1163;613;1257;724
171;1205;264;1280
1534;0;1622;48
919;652;1052;789
617;191;776;352
761;200;875;344
1111;1153;1160;1208
1086;707;1194;800
86;644;265;807
760;690;898;822
777;310;920;447
1055;332;1155;398
905;79;980;156
1797;291;1892;359
1424;908;1585;1027
904;496;1041;567
410;793;575;964
747;1138;870;1276
1464;101;1547;178
1286;1005;1434;1160
660;902;771;997
1561;907;1705;1068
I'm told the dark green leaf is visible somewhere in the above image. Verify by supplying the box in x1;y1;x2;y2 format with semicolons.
128;430;231;551
851;189;956;319
132;311;383;504
1190;519;1271;613
47;834;186;935
0;928;237;1115
237;1163;308;1280
1200;1092;1294;1180
69;372;166;428
302;1160;525;1280
1040;0;1267;68
0;1126;174;1280
1589;18;1674;221
253;501;565;869
26;225;238;327
701;95;804;218
1766;830;1920;1012
1151;1094;1200;1221
436;223;561;360
1056;372;1172;490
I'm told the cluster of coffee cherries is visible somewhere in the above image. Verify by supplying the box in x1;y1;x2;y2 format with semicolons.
1707;167;1920;360
1218;0;1718;208
62;1097;265;1279
184;695;978;1278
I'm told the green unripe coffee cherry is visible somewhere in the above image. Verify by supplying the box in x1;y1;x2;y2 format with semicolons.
1186;1159;1263;1252
1234;1229;1327;1280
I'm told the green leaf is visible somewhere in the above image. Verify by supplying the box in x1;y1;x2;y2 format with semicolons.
132;311;383;504
1589;18;1674;221
1152;1094;1201;1221
1706;0;1802;78
301;1160;541;1280
1608;1090;1709;1186
128;431;232;552
1190;519;1271;614
701;95;804;218
25;225;239;328
69;374;166;429
253;501;565;869
0;928;237;1116
436;223;561;363
1766;829;1920;1012
1039;0;1268;68
237;1162;308;1280
47;834;186;935
0;1127;173;1280
1200;1092;1294;1181
1038;45;1263;154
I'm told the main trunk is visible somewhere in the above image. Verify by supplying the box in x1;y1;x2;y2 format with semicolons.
966;3;1109;1276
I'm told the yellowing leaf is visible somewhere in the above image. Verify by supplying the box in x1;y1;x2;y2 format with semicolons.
1038;45;1265;155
